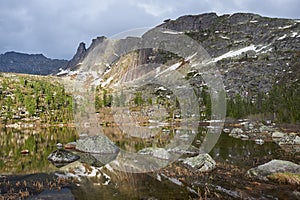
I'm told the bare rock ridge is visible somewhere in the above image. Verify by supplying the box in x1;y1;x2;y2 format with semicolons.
0;51;67;75
63;36;107;71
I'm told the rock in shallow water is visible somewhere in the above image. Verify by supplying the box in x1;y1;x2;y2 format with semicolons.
182;153;216;172
247;159;300;181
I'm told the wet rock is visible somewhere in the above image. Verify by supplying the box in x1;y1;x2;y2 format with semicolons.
76;135;119;154
230;128;243;135
294;136;300;144
64;142;77;150
277;134;300;145
259;125;276;133
20;149;29;155
229;128;250;139
57;143;63;149
167;145;199;156
138;147;171;160
248;123;254;130
255;138;264;145
223;128;230;133
229;128;247;139
48;149;80;168
247;160;300;181
182;153;216;172
272;131;286;138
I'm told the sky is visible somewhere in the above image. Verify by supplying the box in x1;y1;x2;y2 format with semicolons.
0;0;299;59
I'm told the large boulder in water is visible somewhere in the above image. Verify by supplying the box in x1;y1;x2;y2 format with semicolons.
247;159;300;180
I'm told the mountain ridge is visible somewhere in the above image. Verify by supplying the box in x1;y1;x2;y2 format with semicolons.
0;51;67;75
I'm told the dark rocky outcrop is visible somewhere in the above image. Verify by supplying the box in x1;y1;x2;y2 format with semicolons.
64;42;87;71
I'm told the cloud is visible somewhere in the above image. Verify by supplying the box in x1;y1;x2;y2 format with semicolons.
0;0;299;59
135;1;174;17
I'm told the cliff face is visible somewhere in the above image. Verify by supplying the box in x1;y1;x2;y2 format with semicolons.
0;52;67;75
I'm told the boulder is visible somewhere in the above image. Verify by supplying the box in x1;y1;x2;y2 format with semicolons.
247;160;300;180
272;131;286;138
182;153;216;172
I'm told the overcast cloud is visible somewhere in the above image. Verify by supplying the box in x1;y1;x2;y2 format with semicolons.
0;0;299;59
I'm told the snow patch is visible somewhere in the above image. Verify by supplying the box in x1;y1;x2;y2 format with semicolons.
278;25;293;29
291;32;298;37
220;36;230;40
101;76;114;87
185;52;197;62
157;86;167;91
250;20;258;23
210;45;256;63
57;68;69;76
277;34;287;40
155;62;181;78
162;30;183;35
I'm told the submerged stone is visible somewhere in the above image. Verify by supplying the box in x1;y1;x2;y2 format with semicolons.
138;147;171;160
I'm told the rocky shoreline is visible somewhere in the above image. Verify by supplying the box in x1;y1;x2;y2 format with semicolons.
1;119;300;199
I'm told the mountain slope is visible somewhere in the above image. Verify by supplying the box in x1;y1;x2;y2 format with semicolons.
61;13;300;122
0;51;67;75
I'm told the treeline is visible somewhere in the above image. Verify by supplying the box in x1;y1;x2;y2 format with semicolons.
226;81;300;123
0;74;73;124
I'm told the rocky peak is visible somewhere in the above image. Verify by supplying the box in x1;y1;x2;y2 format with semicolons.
89;36;107;51
158;12;218;31
65;42;87;70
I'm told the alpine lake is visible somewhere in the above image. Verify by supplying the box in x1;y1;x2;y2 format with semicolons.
0;122;299;199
